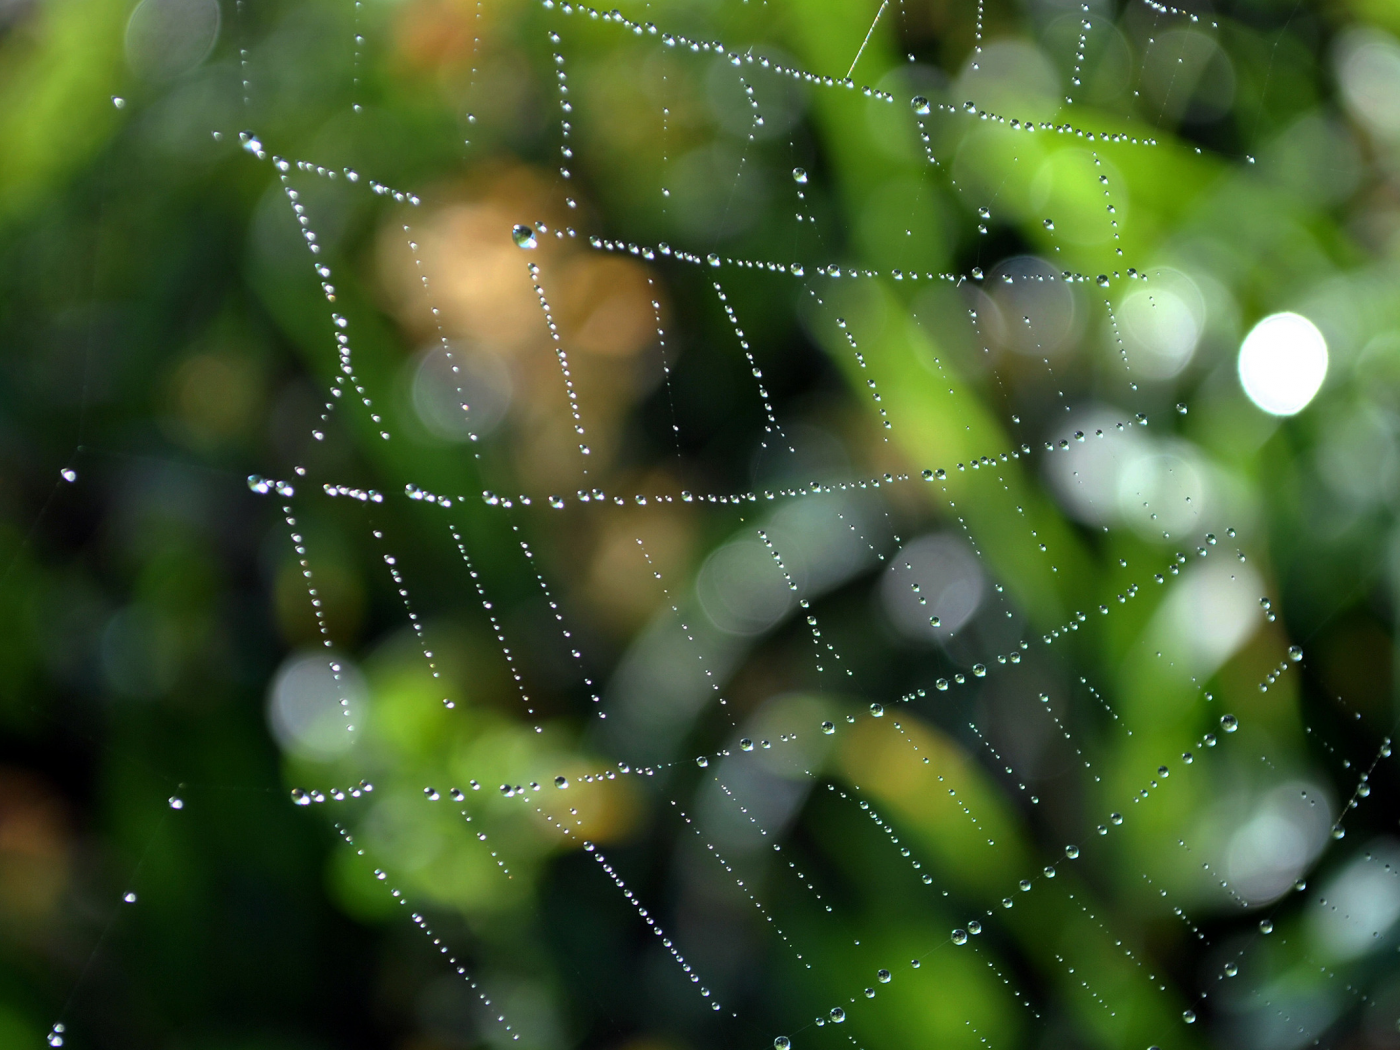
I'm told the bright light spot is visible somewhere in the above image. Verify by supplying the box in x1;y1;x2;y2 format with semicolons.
1238;312;1328;416
1224;780;1333;905
1116;269;1205;379
1044;406;1146;525
410;344;511;442
1311;840;1400;959
1335;29;1400;140
1156;560;1262;677
697;539;795;635
1116;443;1211;540
881;534;984;640
267;651;368;761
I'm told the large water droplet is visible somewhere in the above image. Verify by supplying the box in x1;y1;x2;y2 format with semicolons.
911;96;931;115
774;1039;791;1050
951;929;968;945
1221;714;1238;732
877;968;891;983
820;720;836;735
1288;645;1303;662
829;1007;845;1023
512;224;538;249
792;167;808;184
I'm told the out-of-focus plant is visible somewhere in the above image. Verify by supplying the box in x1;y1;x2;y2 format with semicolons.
3;0;1400;1046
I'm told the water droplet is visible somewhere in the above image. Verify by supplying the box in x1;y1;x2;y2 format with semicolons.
512;224;538;249
60;469;77;483
774;1039;791;1050
968;920;982;935
112;96;126;109
1110;812;1122;825
706;253;721;267
1332;826;1346;840
1288;645;1303;662
1221;714;1238;732
821;720;836;735
951;929;968;945
829;1007;845;1023
1158;765;1169;777
870;703;884;717
1259;919;1273;934
1097;274;1110;287
740;737;754;751
291;788;310;806
168;796;184;810
792;167;808;184
877;968;891;983
1065;844;1080;859
555;775;569;788
1043;218;1054;230
1183;1009;1196;1023
1224;962;1238;977
972;663;987;677
911;95;931;115
123;892;137;903
696;755;710;768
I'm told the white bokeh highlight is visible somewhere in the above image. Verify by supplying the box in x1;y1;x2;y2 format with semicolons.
267;651;368;762
881;533;985;641
1238;312;1329;416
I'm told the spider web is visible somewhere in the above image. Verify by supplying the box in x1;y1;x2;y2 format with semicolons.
41;0;1400;1047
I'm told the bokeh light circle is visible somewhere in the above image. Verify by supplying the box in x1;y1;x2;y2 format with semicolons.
1237;311;1328;416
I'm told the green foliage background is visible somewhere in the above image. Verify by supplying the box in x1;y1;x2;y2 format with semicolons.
2;0;1400;1046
